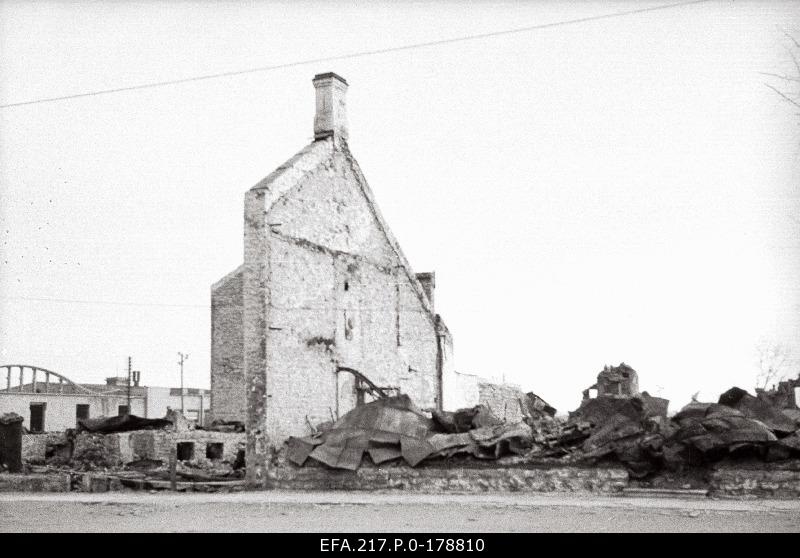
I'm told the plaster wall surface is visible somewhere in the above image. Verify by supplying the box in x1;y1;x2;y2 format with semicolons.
0;393;145;432
478;382;528;423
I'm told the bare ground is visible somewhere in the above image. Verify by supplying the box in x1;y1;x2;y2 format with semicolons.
1;491;798;533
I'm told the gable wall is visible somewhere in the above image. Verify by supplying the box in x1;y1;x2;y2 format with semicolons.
260;148;440;443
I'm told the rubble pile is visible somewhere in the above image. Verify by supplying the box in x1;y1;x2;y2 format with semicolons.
285;363;800;478
5;409;247;486
665;388;800;465
285;395;536;470
526;384;800;478
72;432;121;469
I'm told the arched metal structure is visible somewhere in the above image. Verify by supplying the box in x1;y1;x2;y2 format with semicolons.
0;364;115;395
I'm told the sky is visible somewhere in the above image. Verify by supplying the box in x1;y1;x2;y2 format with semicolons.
1;0;799;414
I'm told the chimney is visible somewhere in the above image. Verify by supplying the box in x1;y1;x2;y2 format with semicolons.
313;72;348;141
416;272;436;311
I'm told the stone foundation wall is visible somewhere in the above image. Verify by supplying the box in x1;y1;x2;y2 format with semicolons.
0;472;71;492
7;460;800;497
267;460;629;493
710;462;800;498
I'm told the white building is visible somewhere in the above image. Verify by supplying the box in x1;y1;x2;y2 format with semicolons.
0;365;210;432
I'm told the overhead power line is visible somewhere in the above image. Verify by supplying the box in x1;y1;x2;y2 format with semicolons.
4;295;208;309
1;0;709;109
2;295;465;314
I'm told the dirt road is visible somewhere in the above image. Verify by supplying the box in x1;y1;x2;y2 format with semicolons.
1;491;798;532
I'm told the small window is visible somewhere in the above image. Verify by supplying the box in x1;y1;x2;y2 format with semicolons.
206;443;224;460
29;403;46;433
344;280;349;291
76;404;90;425
118;405;129;416
176;442;194;461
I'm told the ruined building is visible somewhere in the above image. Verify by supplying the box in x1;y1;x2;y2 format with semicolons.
582;362;639;400
211;73;460;484
757;374;800;413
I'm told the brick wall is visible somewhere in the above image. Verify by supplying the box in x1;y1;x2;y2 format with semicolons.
210;266;245;423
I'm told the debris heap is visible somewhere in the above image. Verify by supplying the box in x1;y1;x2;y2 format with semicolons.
286;363;800;477
527;378;800;477
285;394;536;470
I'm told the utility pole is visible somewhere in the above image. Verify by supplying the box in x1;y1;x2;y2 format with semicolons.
126;356;132;415
178;352;189;414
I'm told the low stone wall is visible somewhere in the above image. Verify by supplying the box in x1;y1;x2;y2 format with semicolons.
710;461;800;499
267;460;629;493
0;472;71;492
6;463;800;497
75;473;245;493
